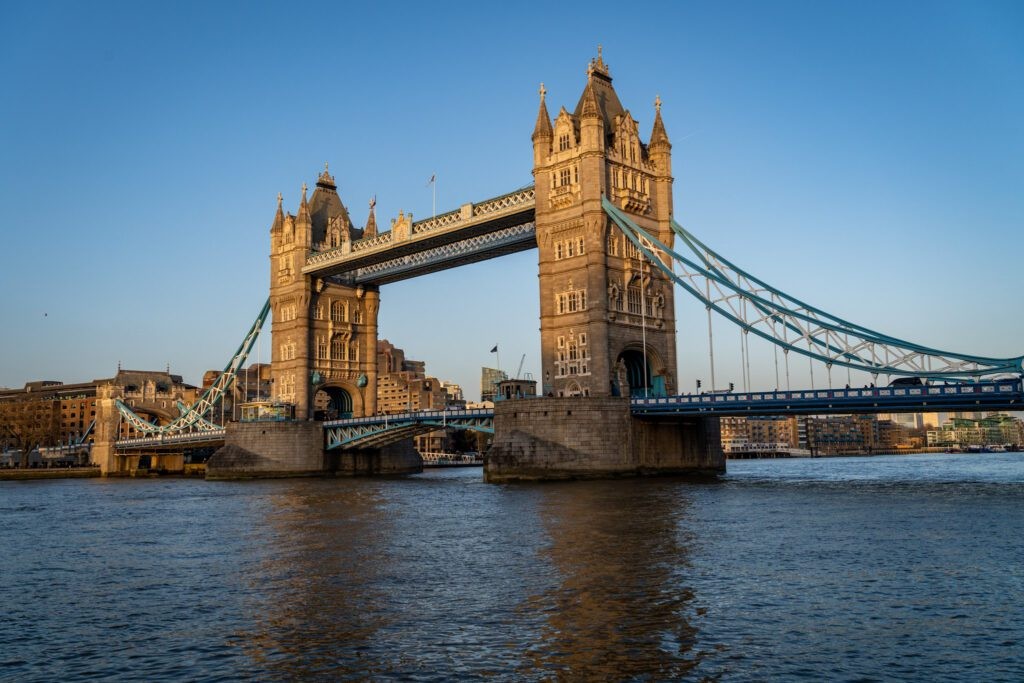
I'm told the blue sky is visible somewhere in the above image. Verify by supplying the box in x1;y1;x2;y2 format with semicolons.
1;1;1022;398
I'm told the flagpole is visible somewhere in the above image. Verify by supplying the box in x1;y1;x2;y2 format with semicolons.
432;173;436;219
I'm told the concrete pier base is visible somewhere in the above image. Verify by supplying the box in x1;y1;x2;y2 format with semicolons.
207;421;325;480
484;397;724;483
206;421;424;480
329;441;423;476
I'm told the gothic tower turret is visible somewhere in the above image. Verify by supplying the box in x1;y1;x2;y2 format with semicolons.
533;50;677;398
269;167;380;420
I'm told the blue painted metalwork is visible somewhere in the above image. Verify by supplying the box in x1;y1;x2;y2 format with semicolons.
324;409;494;450
603;197;1024;379
115;428;227;450
630;379;1024;417
115;299;271;436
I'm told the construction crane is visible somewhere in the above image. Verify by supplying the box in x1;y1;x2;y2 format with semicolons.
515;354;526;380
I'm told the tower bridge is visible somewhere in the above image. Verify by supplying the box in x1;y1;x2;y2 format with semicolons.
91;51;1024;479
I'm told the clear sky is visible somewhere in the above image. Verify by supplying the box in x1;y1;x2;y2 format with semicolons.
2;1;1022;399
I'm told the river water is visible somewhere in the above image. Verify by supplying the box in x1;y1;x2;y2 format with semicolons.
1;452;1022;681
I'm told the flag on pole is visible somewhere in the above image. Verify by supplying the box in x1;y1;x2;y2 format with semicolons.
490;345;498;353
428;173;437;219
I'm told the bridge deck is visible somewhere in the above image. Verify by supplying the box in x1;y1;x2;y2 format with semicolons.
631;379;1023;417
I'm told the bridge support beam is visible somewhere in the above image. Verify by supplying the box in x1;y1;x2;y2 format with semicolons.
90;387;122;476
484;397;724;482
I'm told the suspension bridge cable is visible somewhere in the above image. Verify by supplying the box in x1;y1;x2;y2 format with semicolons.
602;197;1023;380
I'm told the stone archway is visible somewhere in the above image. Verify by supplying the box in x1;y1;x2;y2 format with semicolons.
314;385;353;421
615;346;668;398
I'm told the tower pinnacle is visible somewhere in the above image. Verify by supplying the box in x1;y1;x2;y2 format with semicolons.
650;95;670;149
532;81;553;140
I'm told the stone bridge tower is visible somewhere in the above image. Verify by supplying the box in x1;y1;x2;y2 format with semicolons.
269;166;380;420
532;51;677;398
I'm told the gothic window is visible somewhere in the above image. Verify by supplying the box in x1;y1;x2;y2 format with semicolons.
627;287;642;315
353;308;363;324
331;301;346;322
573;166;578;184
559;133;570;151
557;287;587;315
579;333;587;346
608;234;619;256
314;306;324;320
577;238;585;255
556;243;563;260
317;337;327;360
331;338;345;360
559;168;571;186
567;240;575;257
557;336;564;349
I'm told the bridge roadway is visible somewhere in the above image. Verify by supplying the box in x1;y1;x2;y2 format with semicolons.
113;379;1022;451
631;378;1023;417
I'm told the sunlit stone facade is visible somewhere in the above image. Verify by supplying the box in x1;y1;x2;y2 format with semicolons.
532;51;677;398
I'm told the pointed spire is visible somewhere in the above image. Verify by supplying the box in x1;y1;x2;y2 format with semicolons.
270;192;284;232
588;44;611;79
316;162;336;189
364;196;378;238
580;80;601;119
297;182;311;223
532;82;553;140
649;94;671;149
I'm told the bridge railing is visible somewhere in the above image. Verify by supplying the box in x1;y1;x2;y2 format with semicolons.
631;379;1023;414
323;408;494;428
305;187;536;271
117;428;226;448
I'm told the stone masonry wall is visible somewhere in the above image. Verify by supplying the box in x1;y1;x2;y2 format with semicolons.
207;421;325;479
485;397;724;482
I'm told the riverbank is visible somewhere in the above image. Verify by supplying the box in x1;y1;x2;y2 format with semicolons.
0;467;101;481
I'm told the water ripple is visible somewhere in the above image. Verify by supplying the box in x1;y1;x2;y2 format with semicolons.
0;453;1022;680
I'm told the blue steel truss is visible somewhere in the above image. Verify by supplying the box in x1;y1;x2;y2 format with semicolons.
603;197;1023;380
324;409;494;450
115;299;271;436
631;378;1023;417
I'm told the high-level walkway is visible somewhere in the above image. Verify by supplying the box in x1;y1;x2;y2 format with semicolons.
304;187;536;284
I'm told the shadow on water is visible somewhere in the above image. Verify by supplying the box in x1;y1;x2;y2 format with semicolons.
515;478;711;680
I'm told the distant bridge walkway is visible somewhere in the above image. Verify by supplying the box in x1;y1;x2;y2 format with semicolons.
324;409;494;450
631;379;1023;417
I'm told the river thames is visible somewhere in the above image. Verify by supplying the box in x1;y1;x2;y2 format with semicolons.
2;452;1022;681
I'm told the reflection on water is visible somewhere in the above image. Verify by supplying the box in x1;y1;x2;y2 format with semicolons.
235;485;393;678
520;481;705;679
1;453;1023;680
